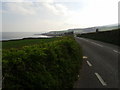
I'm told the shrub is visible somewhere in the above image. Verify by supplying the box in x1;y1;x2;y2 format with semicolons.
2;36;83;89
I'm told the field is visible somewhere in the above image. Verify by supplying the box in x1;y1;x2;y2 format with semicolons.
2;36;83;89
77;29;120;46
2;38;60;49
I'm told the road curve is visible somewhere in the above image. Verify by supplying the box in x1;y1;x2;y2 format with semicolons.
74;37;119;88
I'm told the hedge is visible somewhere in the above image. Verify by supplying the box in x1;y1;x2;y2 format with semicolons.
2;36;83;89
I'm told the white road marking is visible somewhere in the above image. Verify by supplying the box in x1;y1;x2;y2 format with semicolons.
86;61;92;67
77;37;89;42
113;50;120;54
78;75;79;78
77;37;103;47
83;39;89;42
95;73;107;86
91;42;103;47
83;56;88;59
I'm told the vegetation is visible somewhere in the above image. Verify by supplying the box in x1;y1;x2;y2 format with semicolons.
77;29;120;46
2;38;60;49
2;36;83;89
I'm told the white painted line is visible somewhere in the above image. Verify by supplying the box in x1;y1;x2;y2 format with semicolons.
83;56;88;59
113;50;120;54
77;37;89;42
95;73;107;86
78;37;103;47
86;61;92;67
83;39;89;42
78;75;79;78
91;42;103;47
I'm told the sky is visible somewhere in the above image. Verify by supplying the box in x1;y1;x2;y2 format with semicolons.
0;0;119;32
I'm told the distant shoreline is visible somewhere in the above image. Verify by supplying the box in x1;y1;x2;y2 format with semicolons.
1;32;54;42
1;36;54;42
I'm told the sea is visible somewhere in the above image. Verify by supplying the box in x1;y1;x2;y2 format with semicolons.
0;32;51;41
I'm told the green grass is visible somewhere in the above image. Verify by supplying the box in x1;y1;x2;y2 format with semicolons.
2;36;83;89
2;38;60;49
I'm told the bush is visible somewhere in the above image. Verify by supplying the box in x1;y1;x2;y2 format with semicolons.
2;36;83;89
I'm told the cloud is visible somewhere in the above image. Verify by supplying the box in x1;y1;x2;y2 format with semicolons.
3;1;71;17
2;0;55;3
42;2;70;16
2;0;76;16
2;0;25;2
2;0;119;32
3;2;38;15
2;0;82;3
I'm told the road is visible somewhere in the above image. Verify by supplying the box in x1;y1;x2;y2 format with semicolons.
74;37;119;88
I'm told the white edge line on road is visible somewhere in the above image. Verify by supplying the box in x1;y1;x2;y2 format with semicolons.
113;50;120;54
95;73;107;86
77;37;89;42
91;42;103;47
86;61;92;67
77;37;103;47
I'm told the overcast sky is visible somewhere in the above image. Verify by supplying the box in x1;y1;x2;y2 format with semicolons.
1;0;119;32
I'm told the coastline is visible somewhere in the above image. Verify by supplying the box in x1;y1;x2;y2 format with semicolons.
1;35;54;42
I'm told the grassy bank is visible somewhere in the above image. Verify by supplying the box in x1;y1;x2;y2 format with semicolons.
2;36;83;89
77;29;120;46
2;38;60;49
